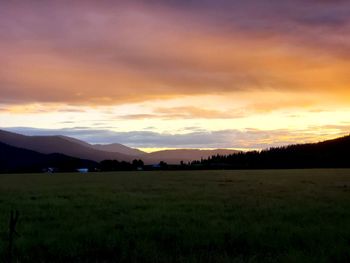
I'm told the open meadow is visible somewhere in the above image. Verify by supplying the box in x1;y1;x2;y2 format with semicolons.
1;169;350;262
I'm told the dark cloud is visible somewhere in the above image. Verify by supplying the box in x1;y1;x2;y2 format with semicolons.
58;108;86;113
118;114;159;120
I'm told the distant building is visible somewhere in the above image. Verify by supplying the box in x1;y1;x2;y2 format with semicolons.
77;168;89;173
43;167;57;173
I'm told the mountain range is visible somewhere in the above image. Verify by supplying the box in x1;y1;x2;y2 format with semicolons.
0;142;97;173
0;129;239;164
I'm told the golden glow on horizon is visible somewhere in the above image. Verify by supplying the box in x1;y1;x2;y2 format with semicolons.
138;148;251;153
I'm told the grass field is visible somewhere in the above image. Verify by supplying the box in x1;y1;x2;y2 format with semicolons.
0;169;350;262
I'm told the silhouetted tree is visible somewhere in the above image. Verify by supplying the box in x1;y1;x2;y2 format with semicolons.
132;159;144;168
159;161;168;168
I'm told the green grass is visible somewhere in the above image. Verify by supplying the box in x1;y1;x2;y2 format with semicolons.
1;169;350;262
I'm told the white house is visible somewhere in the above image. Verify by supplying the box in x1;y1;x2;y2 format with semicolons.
77;168;89;173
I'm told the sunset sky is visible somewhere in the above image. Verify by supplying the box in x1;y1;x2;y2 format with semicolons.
1;0;350;151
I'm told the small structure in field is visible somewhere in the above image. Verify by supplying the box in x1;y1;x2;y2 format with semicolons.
43;167;57;174
77;168;89;173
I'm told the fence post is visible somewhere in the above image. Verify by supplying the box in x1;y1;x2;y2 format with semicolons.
8;210;20;263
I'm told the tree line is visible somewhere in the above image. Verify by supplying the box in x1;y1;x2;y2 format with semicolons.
197;135;350;169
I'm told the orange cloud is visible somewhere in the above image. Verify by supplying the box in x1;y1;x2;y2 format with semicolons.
117;106;245;120
0;1;350;113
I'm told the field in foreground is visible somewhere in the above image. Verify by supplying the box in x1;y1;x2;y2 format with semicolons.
0;169;350;262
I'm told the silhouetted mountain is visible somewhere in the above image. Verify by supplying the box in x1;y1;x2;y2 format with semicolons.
52;135;146;156
143;149;240;164
0;130;132;162
0;130;241;164
62;138;236;163
200;134;350;169
0;142;98;173
92;143;146;156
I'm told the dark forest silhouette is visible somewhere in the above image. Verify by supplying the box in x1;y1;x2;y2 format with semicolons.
197;134;350;169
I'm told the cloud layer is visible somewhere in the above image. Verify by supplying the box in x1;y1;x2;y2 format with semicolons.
1;1;350;107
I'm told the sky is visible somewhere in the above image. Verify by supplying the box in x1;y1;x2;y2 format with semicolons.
1;0;350;151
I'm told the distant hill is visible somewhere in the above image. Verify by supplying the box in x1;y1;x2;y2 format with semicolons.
144;149;240;164
0;130;132;162
92;143;146;156
0;142;98;173
60;135;145;156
